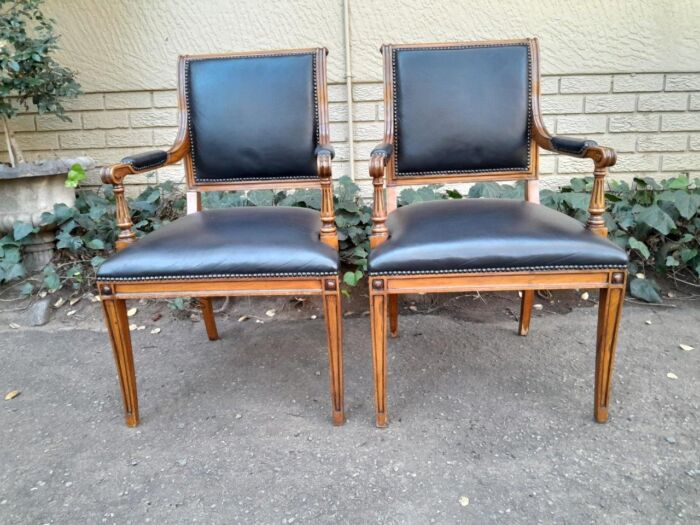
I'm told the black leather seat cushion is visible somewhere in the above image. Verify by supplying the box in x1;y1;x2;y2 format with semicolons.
393;44;531;175
97;207;338;281
369;200;628;275
186;53;318;182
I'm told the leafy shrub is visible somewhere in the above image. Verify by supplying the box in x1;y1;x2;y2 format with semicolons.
2;174;696;303
541;174;700;302
0;0;81;166
0;180;185;295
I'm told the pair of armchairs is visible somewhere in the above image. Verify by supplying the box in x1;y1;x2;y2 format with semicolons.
97;39;627;428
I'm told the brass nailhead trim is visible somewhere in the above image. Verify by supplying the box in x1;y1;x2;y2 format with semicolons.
184;52;320;184
391;43;533;178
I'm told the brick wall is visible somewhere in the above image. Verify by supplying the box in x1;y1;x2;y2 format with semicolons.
3;72;700;191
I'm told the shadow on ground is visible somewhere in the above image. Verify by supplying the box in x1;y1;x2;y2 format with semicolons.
0;293;698;523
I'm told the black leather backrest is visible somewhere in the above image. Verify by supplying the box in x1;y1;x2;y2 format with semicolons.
185;52;318;183
393;43;532;176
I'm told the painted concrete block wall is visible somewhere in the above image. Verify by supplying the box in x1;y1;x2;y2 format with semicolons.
2;0;700;190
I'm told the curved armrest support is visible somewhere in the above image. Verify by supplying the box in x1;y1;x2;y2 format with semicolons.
101;133;189;250
533;123;616;237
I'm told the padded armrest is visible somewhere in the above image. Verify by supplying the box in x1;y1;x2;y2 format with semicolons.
121;150;168;171
371;143;394;160
549;136;597;157
315;144;335;159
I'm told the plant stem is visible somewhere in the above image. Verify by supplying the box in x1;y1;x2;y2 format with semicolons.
2;116;17;167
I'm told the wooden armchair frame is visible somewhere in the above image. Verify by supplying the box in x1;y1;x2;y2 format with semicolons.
368;38;626;427
98;48;344;427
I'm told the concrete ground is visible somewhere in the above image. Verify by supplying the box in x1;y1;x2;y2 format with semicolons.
0;293;698;524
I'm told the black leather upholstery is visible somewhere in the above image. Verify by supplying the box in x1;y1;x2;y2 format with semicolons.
315;144;335;159
371;143;394;159
368;199;628;275
122;150;168;171
393;44;531;176
186;53;318;183
550;136;597;156
97;207;338;280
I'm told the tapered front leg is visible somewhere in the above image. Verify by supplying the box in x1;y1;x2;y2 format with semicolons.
102;298;139;427
370;279;389;427
388;294;399;338
594;284;625;423
518;290;535;336
199;298;219;341
322;278;345;425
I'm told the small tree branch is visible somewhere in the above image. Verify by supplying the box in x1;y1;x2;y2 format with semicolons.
2;116;17;167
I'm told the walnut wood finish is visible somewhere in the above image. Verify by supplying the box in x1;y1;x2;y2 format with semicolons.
198;298;219;341
98;48;344;427
368;38;625;427
101;297;138;427
595;281;626;422
518;290;535;336
388;294;399;338
322;278;345;425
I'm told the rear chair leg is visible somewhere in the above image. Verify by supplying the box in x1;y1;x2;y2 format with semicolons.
199;298;219;341
594;286;625;423
322;279;345;425
102;298;139;427
370;279;389;427
388;294;399;337
518;290;535;336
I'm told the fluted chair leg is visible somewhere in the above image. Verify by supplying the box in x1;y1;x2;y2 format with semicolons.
102;298;139;427
594;286;625;423
322;279;345;425
388;294;399;337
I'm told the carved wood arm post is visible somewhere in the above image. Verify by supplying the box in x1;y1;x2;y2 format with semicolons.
584;146;617;237
369;144;393;248
101;166;136;251
317;147;339;249
532;124;617;239
101;139;188;251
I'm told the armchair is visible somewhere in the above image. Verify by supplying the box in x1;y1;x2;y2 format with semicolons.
97;48;344;427
367;39;628;427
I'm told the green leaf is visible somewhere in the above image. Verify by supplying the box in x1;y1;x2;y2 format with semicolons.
665;255;679;267
19;282;34;296
672;192;700;220
680;248;697;263
629;277;661;303
628;237;650;259
666;174;689;189
343;270;363;287
634;204;676;235
43;266;61;291
90;255;106;268
5;263;26;282
64;163;86;188
86;238;105;250
12;221;34;241
53;203;76;222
